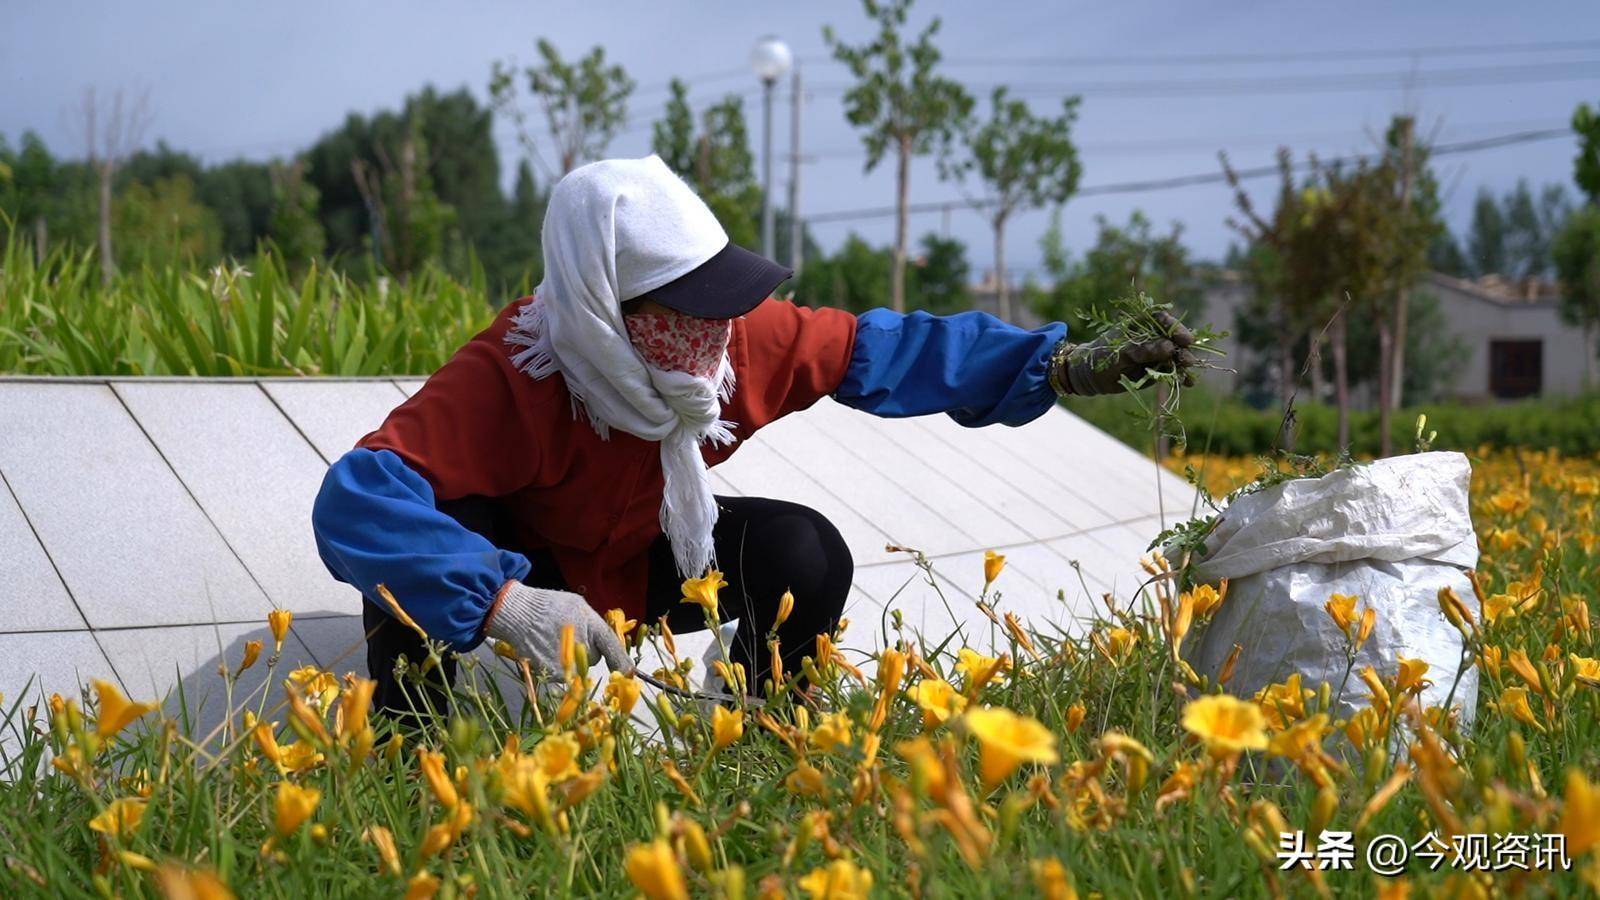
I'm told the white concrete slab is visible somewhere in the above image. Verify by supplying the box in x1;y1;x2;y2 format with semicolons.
0;475;84;631
115;383;359;618
393;380;425;397
909;412;1119;531
0;383;270;628
755;413;982;556
0;630;117;771
854;409;1084;542
797;401;1034;548
97;621;322;741
260;380;408;463
712;438;896;565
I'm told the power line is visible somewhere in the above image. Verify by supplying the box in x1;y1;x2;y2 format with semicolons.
797;118;1568;161
809;59;1600;100
939;37;1600;68
804;127;1571;224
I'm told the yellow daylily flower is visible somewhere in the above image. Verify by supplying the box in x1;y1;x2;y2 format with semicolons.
982;550;1006;587
1064;702;1087;734
1570;655;1600;686
417;749;460;808
272;782;321;839
798;858;873;900
1181;694;1268;758
955;648;1008;692
1030;856;1078;900
775;589;795;628
1186;582;1225;618
404;871;440;900
1559;769;1600;856
1394;657;1431;694
1325;593;1359;634
964;706;1059;790
155;865;236;900
681;569;728;618
786;761;828;797
267;608;293;651
605;608;638;644
712;705;743;752
88;798;147;840
92;679;156;741
286;666;340;711
606;671;643;715
1253;674;1313;730
811;712;853;753
533;732;582;783
235;640;262;676
909;679;967;730
1498;686;1544;732
624;839;689;900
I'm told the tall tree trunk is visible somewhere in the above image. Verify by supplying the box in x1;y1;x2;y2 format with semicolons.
1332;312;1351;450
993;213;1009;321
1586;322;1597;388
1378;320;1395;457
97;161;114;286
891;134;910;312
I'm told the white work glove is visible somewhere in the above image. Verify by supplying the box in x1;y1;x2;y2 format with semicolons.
484;582;633;678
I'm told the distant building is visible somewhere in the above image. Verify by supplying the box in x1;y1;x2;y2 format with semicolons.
1421;273;1592;400
1199;270;1596;402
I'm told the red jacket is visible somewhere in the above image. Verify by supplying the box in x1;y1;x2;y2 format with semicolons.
357;295;858;621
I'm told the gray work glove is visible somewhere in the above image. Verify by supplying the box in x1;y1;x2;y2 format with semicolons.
484;582;633;678
1053;310;1199;396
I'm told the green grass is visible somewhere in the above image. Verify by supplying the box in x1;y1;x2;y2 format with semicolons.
0;236;501;377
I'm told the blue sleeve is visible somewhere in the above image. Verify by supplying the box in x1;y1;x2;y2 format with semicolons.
832;308;1069;427
312;448;531;652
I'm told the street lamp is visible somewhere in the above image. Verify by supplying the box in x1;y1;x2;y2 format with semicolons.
750;35;792;260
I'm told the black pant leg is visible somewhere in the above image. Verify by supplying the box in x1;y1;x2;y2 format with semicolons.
364;597;458;726
643;495;853;694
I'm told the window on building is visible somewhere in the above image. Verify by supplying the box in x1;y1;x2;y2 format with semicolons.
1488;339;1542;399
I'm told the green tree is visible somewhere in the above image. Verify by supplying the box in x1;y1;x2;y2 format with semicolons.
1553;206;1600;387
794;233;893;313
268;160;326;268
303;87;503;281
197;161;275;259
349;115;456;279
652;80;763;250
907;232;970;314
824;0;972;312
1466;188;1507;276
1574;100;1600;205
112;174;220;269
942;87;1081;321
1465;180;1571;278
1033;209;1198;338
0;131;60;261
490;40;634;180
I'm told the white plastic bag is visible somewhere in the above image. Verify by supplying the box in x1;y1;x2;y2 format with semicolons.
1184;451;1481;725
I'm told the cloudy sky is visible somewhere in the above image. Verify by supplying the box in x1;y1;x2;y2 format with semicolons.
5;1;1596;280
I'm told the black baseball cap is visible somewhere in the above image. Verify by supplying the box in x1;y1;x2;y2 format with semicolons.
639;241;794;319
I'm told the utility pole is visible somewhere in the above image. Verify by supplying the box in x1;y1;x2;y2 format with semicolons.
788;65;803;277
1390;115;1415;414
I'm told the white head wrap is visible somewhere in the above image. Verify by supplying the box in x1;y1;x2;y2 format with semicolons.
505;155;737;580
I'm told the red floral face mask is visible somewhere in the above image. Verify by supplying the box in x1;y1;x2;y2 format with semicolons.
623;311;733;379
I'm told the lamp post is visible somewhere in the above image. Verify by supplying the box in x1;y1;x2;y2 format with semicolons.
750;35;792;260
